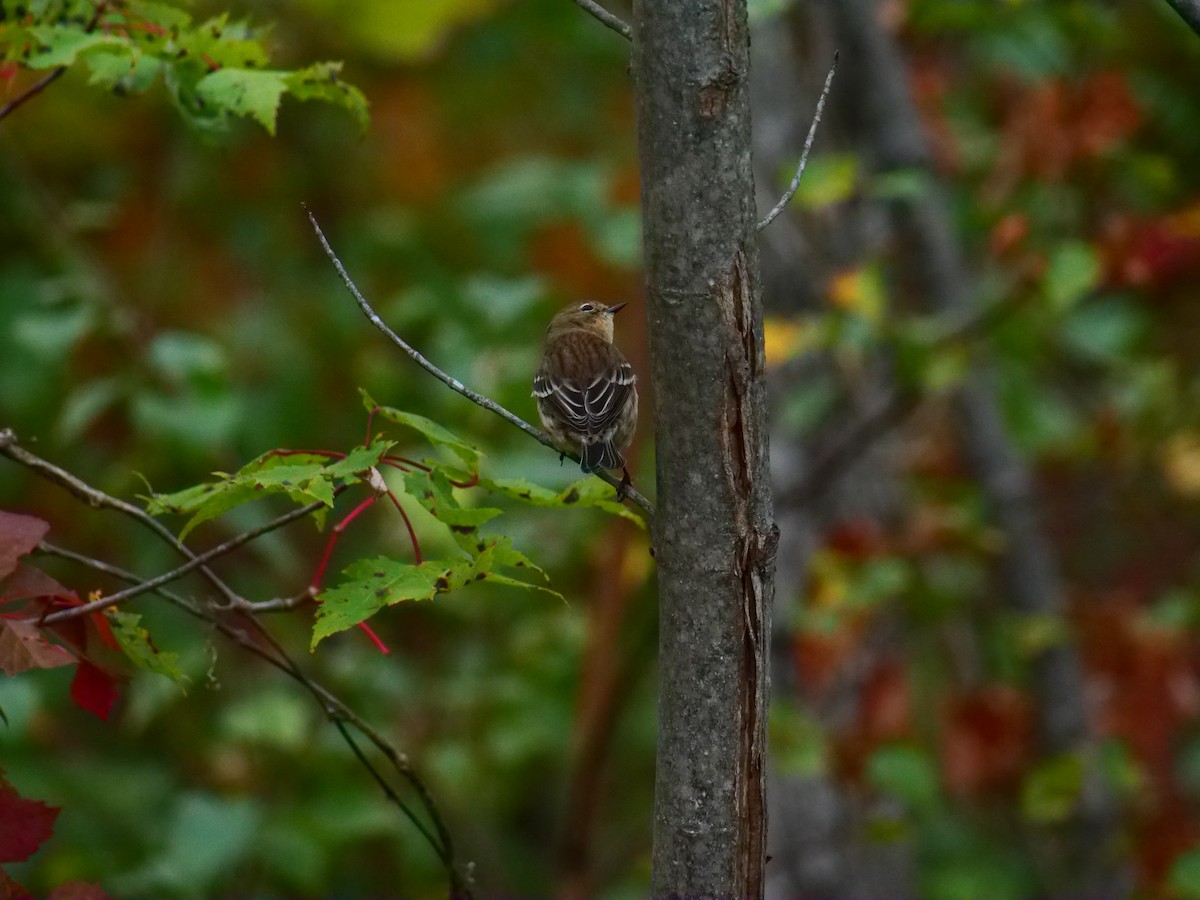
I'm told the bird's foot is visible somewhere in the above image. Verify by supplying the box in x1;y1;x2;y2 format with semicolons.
616;467;632;503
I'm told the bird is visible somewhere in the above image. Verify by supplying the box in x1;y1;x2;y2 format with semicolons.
533;300;638;496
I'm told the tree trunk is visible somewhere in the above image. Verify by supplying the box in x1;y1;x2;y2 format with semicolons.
1165;0;1200;37
632;1;778;896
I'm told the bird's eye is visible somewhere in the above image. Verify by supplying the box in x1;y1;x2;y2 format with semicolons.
580;303;595;312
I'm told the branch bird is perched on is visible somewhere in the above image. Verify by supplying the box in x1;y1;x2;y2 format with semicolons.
533;301;639;497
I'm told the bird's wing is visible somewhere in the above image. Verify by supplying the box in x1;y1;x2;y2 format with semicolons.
534;346;635;439
580;358;636;436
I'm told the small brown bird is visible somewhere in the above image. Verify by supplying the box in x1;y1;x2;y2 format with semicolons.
533;301;638;491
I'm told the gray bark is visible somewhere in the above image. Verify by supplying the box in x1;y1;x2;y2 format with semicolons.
632;2;777;896
1166;0;1200;37
750;19;919;898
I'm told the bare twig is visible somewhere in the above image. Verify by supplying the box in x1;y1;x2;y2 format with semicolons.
0;2;109;123
302;205;656;520
756;51;840;233
241;587;318;613
332;719;445;862
0;428;240;607
572;0;632;40
0;69;68;122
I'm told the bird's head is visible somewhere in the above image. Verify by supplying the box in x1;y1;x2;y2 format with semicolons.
546;300;627;343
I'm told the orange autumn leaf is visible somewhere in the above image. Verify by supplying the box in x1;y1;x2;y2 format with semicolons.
986;71;1141;200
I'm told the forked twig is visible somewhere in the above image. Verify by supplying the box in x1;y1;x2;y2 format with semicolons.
0;428;241;607
40;495;334;624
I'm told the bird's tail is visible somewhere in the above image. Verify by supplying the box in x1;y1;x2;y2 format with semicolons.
581;440;624;473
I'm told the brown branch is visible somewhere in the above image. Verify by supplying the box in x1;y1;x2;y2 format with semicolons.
572;0;632;40
0;428;240;607
756;51;839;233
0;68;68;122
40;493;339;624
303;205;656;521
0;2;110;123
241;588;319;612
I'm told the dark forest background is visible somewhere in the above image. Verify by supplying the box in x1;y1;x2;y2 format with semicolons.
2;0;1200;896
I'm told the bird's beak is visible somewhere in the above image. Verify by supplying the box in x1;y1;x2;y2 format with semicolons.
606;303;628;315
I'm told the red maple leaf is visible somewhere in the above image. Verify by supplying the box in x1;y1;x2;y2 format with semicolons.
0;618;76;676
69;661;120;721
0;512;50;581
0;773;60;864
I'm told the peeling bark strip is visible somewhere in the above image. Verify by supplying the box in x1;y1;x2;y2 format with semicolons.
632;2;776;897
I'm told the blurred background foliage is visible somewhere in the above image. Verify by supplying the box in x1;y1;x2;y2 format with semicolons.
0;0;1199;897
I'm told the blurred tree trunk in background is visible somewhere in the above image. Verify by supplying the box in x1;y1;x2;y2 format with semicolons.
753;0;1141;894
821;2;1128;894
751;15;920;897
631;0;778;895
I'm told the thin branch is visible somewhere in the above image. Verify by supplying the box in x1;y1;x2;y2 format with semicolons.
0;428;240;607
0;428;348;624
332;718;445;863
40;494;335;625
1165;0;1200;37
302;205;656;520
0;68;68;122
572;0;632;41
240;588;317;613
0;3;109;123
756;50;840;233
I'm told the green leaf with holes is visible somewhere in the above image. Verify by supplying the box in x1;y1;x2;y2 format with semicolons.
23;26;126;68
107;612;187;686
195;67;289;134
312;549;559;649
144;443;389;540
285;62;368;131
400;469;503;552
479;475;644;526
